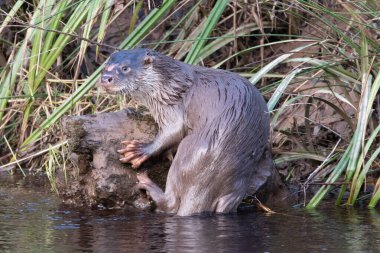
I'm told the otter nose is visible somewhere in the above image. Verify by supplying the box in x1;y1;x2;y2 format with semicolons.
101;74;113;84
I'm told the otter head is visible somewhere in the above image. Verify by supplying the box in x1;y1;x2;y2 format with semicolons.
99;48;156;97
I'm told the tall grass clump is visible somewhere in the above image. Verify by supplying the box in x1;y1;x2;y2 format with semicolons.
0;0;379;208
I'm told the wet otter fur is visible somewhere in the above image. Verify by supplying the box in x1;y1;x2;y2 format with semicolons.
99;48;270;216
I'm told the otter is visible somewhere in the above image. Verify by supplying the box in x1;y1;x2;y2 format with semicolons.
99;48;270;216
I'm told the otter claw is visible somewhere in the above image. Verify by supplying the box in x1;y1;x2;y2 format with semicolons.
120;156;145;168
121;156;148;169
130;155;148;169
117;145;142;154
119;140;149;168
120;152;142;163
118;140;143;154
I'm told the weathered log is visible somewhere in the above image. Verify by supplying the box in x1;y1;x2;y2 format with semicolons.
58;108;286;210
59;108;168;209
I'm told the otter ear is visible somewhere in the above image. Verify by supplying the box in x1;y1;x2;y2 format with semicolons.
143;55;154;65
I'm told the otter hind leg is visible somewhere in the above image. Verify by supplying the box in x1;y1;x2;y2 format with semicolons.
215;192;243;213
136;172;165;206
137;172;181;213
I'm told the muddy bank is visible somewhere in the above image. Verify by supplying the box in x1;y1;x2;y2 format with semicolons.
58;108;286;211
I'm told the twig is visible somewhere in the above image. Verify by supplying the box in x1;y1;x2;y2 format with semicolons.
3;136;25;175
0;140;68;171
307;182;348;185
304;138;341;185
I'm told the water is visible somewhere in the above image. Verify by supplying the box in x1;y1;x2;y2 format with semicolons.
1;179;380;252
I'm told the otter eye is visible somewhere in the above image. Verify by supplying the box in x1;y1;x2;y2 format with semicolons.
121;66;130;72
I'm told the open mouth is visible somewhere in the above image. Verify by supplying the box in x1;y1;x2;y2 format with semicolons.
98;84;131;96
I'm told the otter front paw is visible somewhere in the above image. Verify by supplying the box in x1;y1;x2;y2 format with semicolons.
117;140;150;169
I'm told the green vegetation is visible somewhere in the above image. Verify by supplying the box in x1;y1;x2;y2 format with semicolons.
0;0;379;208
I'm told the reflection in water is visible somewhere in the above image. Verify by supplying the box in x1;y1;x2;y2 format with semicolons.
0;183;380;252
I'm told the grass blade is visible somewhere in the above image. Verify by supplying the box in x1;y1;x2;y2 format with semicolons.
0;0;24;35
369;178;380;208
267;68;302;111
96;0;115;58
185;0;229;64
249;42;319;86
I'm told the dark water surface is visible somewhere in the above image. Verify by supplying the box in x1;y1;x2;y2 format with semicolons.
1;178;380;252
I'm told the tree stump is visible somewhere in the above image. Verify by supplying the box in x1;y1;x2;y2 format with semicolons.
58;108;285;211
